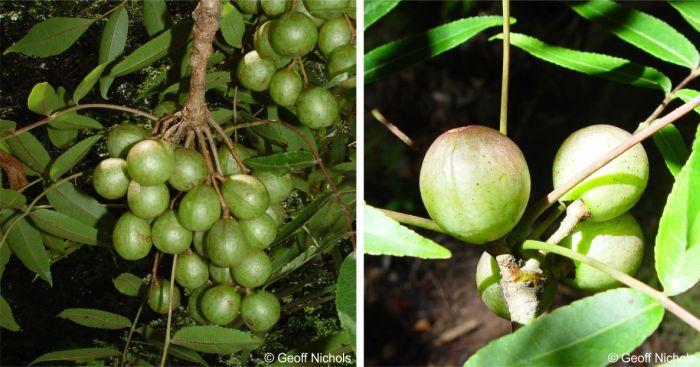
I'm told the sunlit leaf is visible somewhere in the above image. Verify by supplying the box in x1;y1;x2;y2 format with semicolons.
4;17;96;57
73;64;107;104
364;0;400;30
27;82;60;116
29;209;100;246
49;134;102;181
670;1;700;34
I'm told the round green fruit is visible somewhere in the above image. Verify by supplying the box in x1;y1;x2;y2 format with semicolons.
303;0;348;19
240;213;277;249
236;0;260;14
269;11;318;57
269;69;303;107
152;209;192;254
254;21;283;61
187;286;209;324
93;158;130;200
193;231;207;257
553;124;649;222
169;148;207;192
206;218;253;268
561;213;644;293
261;0;289;16
328;44;355;88
419;125;531;244
201;285;241;325
222;174;270;220
237;51;275;92
148;279;181;314
126;139;175;185
241;290;281;331
178;185;222;231
218;144;257;177
233;250;272;288
266;204;286;227
209;263;236;285
113;212;152;261
127;181;169;220
318;16;352;56
107;123;149;159
296;87;339;129
175;251;209;289
253;171;293;204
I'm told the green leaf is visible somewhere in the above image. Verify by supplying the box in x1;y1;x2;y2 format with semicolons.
364;0;400;30
159;71;231;98
113;273;143;297
49;134;102;181
171;325;264;354
274;192;333;244
47;127;79;150
28;348;121;366
657;352;700;366
49;113;104;130
0;189;26;210
41;231;68;255
670;1;700;34
0;237;11;280
143;0;173;36
270;232;346;283
0;295;20;331
655;124;700;296
651;125;689;177
142;326;210;366
336;252;356;352
3;17;96;57
220;3;244;48
365;16;506;84
3;216;52;285
500;33;672;93
107;21;193;78
675;88;700;116
464;288;663;367
99;7;128;64
27;82;60;116
0;119;17;154
244;151;316;174
570;0;699;69
46;181;116;230
29;209;100;246
73;64;107;104
364;204;451;259
57;308;130;329
5;131;51;173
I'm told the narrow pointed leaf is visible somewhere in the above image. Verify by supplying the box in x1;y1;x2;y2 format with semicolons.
49;113;104;130
142;326;210;366
5;131;50;174
73;64;107;104
27;82;60;116
336;252;356;351
365;0;401;30
143;0;173;36
46;181;115;230
99;7;128;64
364;204;451;259
365;16;506;83
570;0;699;68
29;209;99;246
670;1;700;34
0;189;26;210
274;192;333;244
49;134;102;181
47;127;78;149
675;88;700;115
41;232;68;255
655;124;700;296
500;33;671;93
113;273;143;297
0;239;11;280
171;325;264;354
0;295;20;331
651;124;689;177
220;3;244;48
464;289;664;367
4;17;96;57
57;308;130;329
28;348;121;366
244;151;317;174
3;217;52;285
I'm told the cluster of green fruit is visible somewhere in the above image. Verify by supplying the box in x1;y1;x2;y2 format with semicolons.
93;123;293;331
419;124;648;319
235;0;355;129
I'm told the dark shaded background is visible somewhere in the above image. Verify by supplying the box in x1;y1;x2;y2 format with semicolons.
364;1;700;366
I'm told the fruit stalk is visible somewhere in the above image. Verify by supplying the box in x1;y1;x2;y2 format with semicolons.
499;0;511;136
159;254;178;367
495;254;543;327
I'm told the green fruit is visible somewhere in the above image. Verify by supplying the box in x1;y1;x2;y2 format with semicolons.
222;174;270;220
175;250;209;289
206;218;253;268
419;126;530;244
296;87;339;129
218;144;256;176
93;158;130;200
241;290;281;331
237;51;275;92
318;16;352;56
126;139;175;185
254;21;283;61
553;124;649;222
561;213;644;293
253;171;293;204
152;209;193;254
269;69;303;107
269;11;319;57
233;250;272;288
236;0;260;14
187;286;209;324
209;263;236;285
303;0;348;19
201;285;241;325
148;279;181;314
127;181;169;219
327;44;355;88
107;123;149;159
266;204;286;227
169;148;208;192
193;231;207;257
475;252;555;319
261;0;289;16
240;213;277;249
113;212;152;260
178;185;222;231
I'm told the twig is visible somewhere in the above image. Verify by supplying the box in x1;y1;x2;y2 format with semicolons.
159;254;178;367
196;128;230;217
370;109;415;148
209;118;249;174
499;0;510;136
298;57;309;88
343;13;356;43
639;68;700;128
120;299;146;367
378;208;446;234
544;199;590;245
